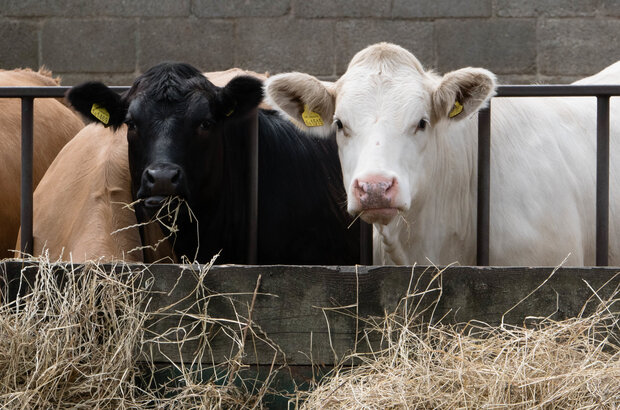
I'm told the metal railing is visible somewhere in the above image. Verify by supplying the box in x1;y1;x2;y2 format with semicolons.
2;85;619;266
476;85;620;266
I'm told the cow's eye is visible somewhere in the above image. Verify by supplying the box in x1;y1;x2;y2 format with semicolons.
416;119;428;132
334;118;343;130
199;120;212;130
125;119;136;131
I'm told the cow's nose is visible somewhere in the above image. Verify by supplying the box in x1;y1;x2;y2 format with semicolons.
353;176;398;209
141;163;184;198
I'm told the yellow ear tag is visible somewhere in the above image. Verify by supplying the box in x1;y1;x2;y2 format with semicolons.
448;100;463;118
301;104;324;127
225;108;234;117
91;103;110;125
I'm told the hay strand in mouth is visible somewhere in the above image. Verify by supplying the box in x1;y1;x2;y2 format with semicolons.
112;196;201;261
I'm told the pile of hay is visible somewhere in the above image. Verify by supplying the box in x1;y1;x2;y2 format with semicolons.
299;276;620;409
2;255;619;409
0;255;272;409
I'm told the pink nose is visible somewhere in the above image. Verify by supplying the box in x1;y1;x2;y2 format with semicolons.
353;176;398;209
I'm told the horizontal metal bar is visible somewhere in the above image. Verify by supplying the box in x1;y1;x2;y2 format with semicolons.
2;85;620;99
0;86;129;98
496;85;620;97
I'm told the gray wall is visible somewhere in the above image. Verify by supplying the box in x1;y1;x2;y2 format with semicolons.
1;0;619;86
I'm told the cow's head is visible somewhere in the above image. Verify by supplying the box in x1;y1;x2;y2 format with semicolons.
67;62;263;213
265;43;496;225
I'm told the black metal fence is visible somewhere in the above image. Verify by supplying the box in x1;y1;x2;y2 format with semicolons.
476;85;620;266
1;85;619;266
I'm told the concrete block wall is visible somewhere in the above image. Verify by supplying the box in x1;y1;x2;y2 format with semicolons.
0;0;618;85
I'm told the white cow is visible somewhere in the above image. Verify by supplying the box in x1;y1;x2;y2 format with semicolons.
265;42;620;266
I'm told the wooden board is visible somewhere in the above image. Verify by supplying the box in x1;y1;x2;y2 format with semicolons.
2;262;618;368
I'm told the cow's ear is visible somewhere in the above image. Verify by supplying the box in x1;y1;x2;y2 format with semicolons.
66;82;127;129
264;72;335;138
214;75;264;120
431;68;496;124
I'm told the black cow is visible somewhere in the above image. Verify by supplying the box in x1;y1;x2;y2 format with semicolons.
66;62;360;264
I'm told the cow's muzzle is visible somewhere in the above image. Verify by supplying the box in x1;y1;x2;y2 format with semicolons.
138;162;187;208
352;176;401;224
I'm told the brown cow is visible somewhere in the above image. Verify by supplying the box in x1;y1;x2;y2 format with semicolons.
25;69;268;262
1;68;84;258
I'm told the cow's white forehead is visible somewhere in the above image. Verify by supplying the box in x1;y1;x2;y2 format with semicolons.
335;68;432;130
333;44;435;129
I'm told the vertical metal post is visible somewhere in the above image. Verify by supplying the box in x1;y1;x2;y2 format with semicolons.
360;221;373;264
20;97;34;255
477;106;491;266
596;96;610;266
247;108;259;264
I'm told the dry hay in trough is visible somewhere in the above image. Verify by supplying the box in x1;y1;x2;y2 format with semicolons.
0;254;278;409
297;268;620;409
2;220;620;409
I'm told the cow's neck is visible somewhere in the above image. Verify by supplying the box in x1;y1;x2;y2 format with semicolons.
201;121;252;263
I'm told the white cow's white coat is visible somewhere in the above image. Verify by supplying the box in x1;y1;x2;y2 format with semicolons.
265;43;620;266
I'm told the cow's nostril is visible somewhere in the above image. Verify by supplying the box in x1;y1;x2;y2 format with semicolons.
146;170;155;184
141;163;185;198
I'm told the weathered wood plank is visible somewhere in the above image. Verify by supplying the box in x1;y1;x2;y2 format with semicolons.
2;262;618;367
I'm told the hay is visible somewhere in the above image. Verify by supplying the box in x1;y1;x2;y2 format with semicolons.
112;196;198;261
299;271;620;409
0;257;150;408
0;255;276;409
2;256;619;409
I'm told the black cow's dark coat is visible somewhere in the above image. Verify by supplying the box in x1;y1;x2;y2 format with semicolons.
67;63;360;264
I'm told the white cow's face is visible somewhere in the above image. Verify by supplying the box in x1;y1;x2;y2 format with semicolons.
265;43;495;225
332;67;434;224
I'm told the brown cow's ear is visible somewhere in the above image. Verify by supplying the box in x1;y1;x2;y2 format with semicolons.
431;68;496;124
215;75;264;120
66;82;127;129
264;72;336;138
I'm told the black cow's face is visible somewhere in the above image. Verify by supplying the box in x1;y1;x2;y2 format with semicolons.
67;62;263;214
123;75;221;208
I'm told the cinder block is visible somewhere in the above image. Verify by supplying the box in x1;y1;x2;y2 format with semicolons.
236;17;335;75
601;1;620;16
41;19;136;72
335;20;434;74
57;72;139;86
538;75;588;85
138;19;234;72
539;19;620;76
294;0;390;18
496;74;538;85
392;0;491;18
436;19;537;75
0;0;189;17
192;0;290;17
497;0;598;17
0;20;39;69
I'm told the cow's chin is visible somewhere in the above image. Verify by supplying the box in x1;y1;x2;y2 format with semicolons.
140;195;186;216
359;208;399;225
144;195;168;208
